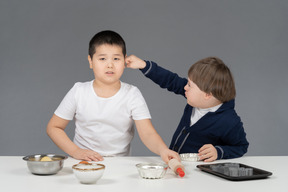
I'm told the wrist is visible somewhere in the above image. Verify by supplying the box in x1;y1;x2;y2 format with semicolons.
140;60;151;74
140;60;146;69
159;146;170;156
70;146;81;158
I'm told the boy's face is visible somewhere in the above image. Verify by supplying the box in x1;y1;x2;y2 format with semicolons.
184;78;212;108
88;44;125;86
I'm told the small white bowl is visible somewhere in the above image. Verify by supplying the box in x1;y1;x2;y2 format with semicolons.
72;163;105;184
136;163;168;179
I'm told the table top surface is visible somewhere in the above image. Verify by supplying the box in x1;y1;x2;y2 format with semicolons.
1;156;287;192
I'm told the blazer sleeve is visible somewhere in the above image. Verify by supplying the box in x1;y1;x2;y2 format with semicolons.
215;118;249;159
140;60;187;97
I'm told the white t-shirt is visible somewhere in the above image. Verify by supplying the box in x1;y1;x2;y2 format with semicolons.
55;80;151;156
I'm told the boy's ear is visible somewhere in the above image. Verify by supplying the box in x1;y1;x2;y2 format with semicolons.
204;92;213;100
124;54;127;68
88;55;93;69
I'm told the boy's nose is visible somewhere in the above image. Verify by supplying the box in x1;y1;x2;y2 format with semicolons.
184;84;188;90
107;60;114;68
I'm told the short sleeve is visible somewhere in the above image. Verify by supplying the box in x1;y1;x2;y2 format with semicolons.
129;87;151;120
54;83;78;120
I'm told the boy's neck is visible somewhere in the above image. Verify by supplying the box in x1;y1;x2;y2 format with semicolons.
197;98;222;109
93;80;121;98
197;102;223;110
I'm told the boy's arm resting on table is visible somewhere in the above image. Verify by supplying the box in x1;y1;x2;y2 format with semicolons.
213;123;249;160
215;139;249;160
46;114;103;161
126;55;187;96
134;119;180;163
198;138;248;162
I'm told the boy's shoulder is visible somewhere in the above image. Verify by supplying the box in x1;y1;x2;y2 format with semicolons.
120;81;146;99
73;80;93;88
216;100;242;127
68;80;93;95
121;81;140;92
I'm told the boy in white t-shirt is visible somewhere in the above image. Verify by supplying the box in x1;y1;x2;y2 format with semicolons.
46;30;179;163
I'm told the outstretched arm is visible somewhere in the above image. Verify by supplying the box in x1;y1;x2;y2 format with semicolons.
46;114;104;161
134;119;180;163
126;55;187;97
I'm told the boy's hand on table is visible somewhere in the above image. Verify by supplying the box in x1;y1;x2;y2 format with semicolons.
125;55;146;69
72;148;104;162
198;144;217;162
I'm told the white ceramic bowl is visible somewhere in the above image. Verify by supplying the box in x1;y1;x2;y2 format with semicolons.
136;163;168;179
72;163;105;184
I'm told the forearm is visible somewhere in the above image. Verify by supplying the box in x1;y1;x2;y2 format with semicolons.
126;55;187;96
47;125;79;157
140;61;187;96
217;143;249;159
135;119;169;155
140;131;169;155
135;119;180;163
218;123;249;159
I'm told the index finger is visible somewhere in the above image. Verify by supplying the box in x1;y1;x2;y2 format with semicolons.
198;144;210;152
92;153;104;162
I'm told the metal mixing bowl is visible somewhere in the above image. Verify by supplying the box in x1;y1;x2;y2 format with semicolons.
180;153;200;161
136;163;168;179
23;154;67;175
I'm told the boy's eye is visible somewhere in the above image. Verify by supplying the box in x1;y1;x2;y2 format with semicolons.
99;58;106;60
114;58;120;61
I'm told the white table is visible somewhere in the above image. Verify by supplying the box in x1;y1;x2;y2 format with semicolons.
1;156;287;192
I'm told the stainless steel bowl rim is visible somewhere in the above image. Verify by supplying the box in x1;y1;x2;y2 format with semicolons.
180;153;200;161
136;163;168;169
23;154;68;161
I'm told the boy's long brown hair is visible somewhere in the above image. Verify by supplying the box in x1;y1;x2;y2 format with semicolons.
188;57;236;103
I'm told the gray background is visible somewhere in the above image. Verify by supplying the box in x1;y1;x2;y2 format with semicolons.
1;0;287;157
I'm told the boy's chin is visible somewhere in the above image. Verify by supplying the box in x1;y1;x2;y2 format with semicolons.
94;78;121;85
186;101;194;107
187;101;200;108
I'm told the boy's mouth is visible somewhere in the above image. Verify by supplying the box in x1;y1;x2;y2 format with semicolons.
106;71;114;74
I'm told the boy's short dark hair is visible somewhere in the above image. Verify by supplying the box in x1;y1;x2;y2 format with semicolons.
89;30;126;58
188;57;236;102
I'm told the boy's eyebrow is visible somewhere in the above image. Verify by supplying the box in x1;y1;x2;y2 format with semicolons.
96;54;107;56
96;53;122;56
